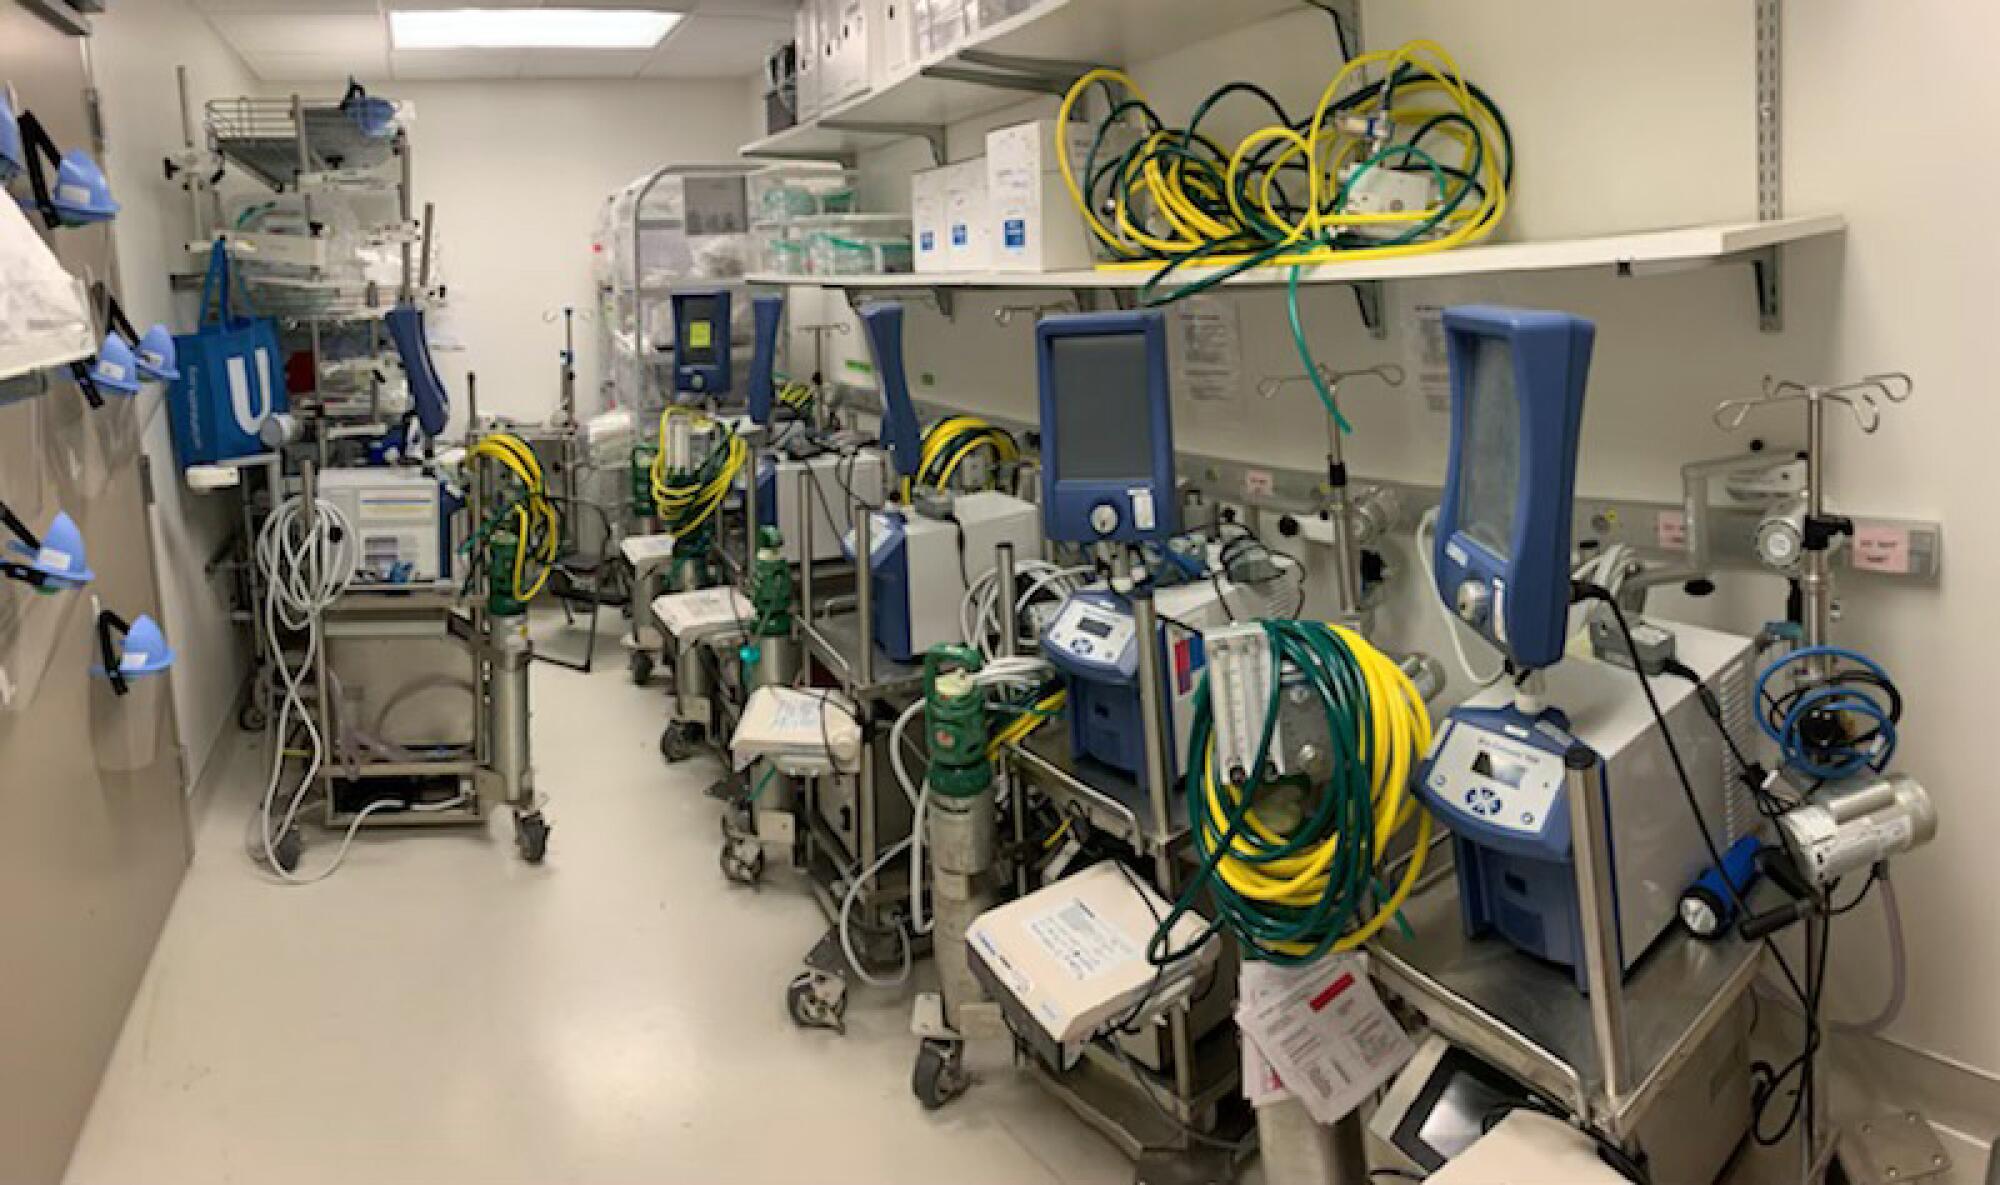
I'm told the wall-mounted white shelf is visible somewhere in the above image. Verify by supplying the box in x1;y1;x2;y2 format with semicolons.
744;214;1841;333
742;0;1301;163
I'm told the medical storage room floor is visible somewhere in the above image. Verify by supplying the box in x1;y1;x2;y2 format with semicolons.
61;616;1137;1185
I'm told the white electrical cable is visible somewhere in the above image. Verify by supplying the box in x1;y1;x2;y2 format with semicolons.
838;834;916;989
959;560;1091;660
251;491;407;885
1416;506;1504;688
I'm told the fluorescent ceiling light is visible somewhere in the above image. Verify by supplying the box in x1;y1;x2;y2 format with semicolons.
390;8;681;51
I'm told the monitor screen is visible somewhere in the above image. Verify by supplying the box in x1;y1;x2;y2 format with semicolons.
1049;332;1154;482
1414;1070;1519;1163
1456;334;1519;559
681;297;720;364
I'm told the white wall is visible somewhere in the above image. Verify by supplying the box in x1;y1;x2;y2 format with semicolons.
249;77;758;428
92;0;261;787
828;0;1998;1085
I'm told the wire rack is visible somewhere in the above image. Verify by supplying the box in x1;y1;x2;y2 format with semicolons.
205;97;403;188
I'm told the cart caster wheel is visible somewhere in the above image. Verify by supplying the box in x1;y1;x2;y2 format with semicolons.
720;838;765;886
514;812;550;864
786;971;846;1033
660;723;695;763
239;701;268;732
272;827;301;874
912;1039;967;1110
629;651;655;686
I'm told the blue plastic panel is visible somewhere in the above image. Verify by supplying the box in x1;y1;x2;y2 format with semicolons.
747;294;783;426
1433;305;1594;671
1035;311;1178;544
672;289;731;398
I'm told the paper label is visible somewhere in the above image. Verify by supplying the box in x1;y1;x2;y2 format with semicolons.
1237;953;1414;1124
1243;469;1275;499
1025;898;1137;981
1174;296;1241;404
689;322;713;351
1852;524;1912;574
1408;303;1450;412
1657;509;1688;551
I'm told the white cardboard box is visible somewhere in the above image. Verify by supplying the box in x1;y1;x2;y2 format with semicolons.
944;158;992;271
911;163;950;273
870;0;917;80
821;0;871;108
987;118;1099;272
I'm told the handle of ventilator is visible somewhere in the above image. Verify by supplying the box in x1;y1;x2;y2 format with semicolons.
860;302;922;480
748;295;783;427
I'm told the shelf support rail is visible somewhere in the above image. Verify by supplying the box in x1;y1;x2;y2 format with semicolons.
817;119;948;168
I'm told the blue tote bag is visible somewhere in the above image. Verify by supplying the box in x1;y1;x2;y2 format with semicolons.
167;240;289;467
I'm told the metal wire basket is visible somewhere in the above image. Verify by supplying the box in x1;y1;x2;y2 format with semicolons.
205;96;403;188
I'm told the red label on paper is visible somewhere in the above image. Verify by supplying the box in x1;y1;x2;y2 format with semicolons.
1309;973;1356;1013
1244;469;1275;498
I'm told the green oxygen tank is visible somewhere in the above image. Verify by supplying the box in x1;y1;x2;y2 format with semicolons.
750;525;793;638
923;646;991;801
487;528;527;618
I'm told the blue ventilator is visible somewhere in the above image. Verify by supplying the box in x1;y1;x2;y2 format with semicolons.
1413;306;1758;989
672;289;732;399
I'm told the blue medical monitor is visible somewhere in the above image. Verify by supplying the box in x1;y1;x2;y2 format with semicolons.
1434;305;1594;671
672;289;730;397
1036;311;1178;544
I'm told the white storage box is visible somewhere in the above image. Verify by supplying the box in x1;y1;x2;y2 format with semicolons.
987;118;1100;272
917;0;974;57
870;0;918;81
822;0;872;107
731;686;863;775
944;158;992;271
911;163;950;274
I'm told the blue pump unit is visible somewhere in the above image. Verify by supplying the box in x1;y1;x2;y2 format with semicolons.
859;301;922;479
672;289;731;398
747;295;784;426
1035;311;1178;545
385;304;450;438
1431;306;1594;671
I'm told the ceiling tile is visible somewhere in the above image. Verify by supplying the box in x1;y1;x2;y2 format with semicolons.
210;13;388;55
518;49;656;78
389;49;528;79
194;0;382;12
244;52;388;83
643;14;788;77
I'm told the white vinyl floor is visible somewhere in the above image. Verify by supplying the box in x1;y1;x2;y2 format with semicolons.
63;618;1136;1185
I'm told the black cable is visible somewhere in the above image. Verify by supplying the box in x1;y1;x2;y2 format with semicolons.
1831;868;1880;916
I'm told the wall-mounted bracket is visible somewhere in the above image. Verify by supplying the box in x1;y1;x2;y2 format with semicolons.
1351;281;1386;340
1751;246;1782;333
818;120;946;168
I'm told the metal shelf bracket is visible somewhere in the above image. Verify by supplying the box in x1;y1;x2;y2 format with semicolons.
818;120;947;168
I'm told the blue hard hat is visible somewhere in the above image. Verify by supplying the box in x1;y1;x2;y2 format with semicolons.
6;511;93;588
134;324;180;382
89;332;143;395
115;614;176;677
51;148;118;223
0;92;21;183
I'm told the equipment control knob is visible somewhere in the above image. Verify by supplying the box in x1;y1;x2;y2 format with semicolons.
690;374;706;391
1089;502;1120;536
1455;579;1492;627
